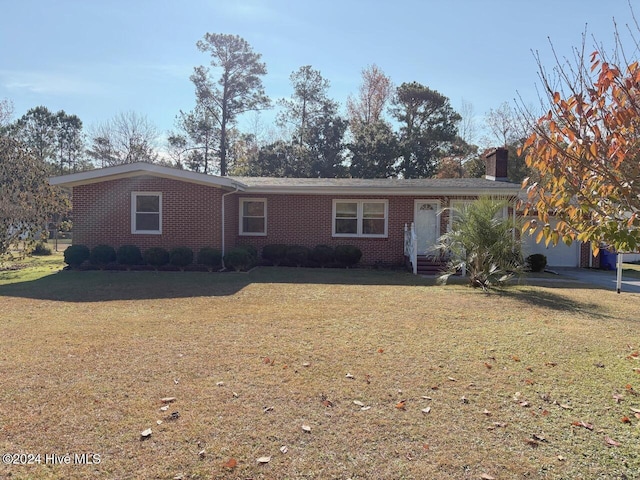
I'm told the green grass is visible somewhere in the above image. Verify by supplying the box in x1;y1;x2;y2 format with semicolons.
1;257;639;479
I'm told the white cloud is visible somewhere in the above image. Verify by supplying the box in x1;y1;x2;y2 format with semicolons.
0;69;107;96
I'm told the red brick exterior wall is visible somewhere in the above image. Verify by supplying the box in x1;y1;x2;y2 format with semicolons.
71;176;505;267
72;176;223;252
228;193;476;266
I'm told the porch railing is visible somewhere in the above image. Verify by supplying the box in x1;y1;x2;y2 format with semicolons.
404;222;417;275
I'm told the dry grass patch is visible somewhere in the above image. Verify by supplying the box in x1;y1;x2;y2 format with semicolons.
1;258;639;479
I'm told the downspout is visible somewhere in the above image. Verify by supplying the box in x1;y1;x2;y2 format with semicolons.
221;185;240;270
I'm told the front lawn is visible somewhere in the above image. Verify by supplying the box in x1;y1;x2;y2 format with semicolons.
0;257;638;479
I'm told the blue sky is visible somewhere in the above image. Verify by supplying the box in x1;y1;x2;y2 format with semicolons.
0;0;636;144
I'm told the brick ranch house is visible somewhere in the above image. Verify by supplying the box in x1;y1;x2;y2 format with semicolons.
49;148;595;272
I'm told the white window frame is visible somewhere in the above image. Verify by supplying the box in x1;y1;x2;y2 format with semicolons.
239;198;267;236
332;199;388;238
131;192;162;234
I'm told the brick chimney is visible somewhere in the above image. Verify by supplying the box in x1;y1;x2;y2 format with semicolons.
484;147;509;181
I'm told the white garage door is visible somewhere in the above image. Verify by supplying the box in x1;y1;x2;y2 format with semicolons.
522;218;580;267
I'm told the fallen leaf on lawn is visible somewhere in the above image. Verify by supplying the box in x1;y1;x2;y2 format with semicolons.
525;438;539;447
542;409;550;416
484;362;492;369
160;405;169;411
223;458;237;469
545;362;557;367
448;377;456;382
322;399;333;408
257;456;271;464
198;449;205;458
395;401;406;410
461;396;469;404
282;364;288;369
526;366;533;372
483;409;491;416
140;428;152;439
280;446;288;454
353;400;365;407
365;374;371;384
519;401;530;407
422;396;432;400
361;406;371;411
511;355;521;362
302;362;310;367
557;455;566;461
594;362;605;368
421;407;431;414
481;474;496;480
513;391;522;401
263;357;271;364
430;385;439;390
378;348;384;353
631;407;640;413
635;412;640;420
263;406;274;413
345;373;355;379
493;422;507;428
621;416;631;423
634;368;640;374
532;434;547;442
232;392;238;398
156;420;163;425
613;394;624;403
423;443;430;450
216;381;224;387
572;421;594;430
161;397;177;403
302;424;312;432
560;404;572;410
605;436;621;447
525;379;535;385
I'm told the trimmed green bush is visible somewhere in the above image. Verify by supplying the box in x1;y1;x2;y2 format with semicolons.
224;247;251;272
63;245;90;268
169;247;194;269
526;253;547;272
262;244;288;266
32;242;52;256
335;245;363;268
286;245;310;267
117;245;143;266
237;244;258;262
197;247;222;270
90;244;116;268
144;247;170;268
311;244;335;267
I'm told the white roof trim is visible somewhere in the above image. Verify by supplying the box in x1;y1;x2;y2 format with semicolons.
240;185;521;196
49;162;245;190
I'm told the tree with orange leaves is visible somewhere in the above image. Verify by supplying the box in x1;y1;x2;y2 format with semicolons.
521;24;640;255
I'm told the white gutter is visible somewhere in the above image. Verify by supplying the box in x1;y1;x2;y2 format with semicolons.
221;186;240;269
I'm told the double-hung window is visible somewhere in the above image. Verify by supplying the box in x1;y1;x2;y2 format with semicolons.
240;198;267;236
333;200;388;237
131;192;162;234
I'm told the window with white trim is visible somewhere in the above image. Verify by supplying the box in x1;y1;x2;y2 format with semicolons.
240;198;267;236
131;192;162;234
333;200;388;237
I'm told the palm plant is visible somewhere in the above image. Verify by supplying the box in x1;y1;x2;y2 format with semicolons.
437;197;523;290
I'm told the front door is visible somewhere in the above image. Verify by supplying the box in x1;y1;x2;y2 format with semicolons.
414;200;440;256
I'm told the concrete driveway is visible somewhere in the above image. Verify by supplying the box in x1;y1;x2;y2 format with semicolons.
538;267;640;294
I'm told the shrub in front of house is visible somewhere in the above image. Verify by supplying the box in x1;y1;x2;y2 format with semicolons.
526;253;547;272
90;244;117;268
286;245;310;267
32;242;52;256
262;244;288;266
64;245;90;268
169;247;194;269
237;244;258;263
144;247;170;269
117;245;143;266
197;247;222;270
311;244;335;267
224;247;251;272
335;245;363;268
